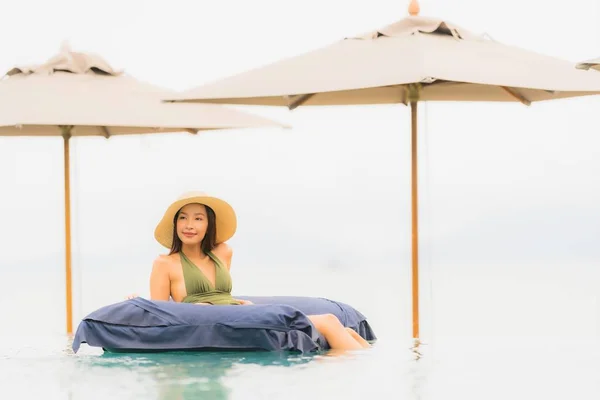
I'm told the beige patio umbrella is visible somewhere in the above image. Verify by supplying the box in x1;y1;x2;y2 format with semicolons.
0;45;284;334
166;1;600;341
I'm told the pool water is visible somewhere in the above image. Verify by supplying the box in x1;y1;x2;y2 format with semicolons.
1;333;598;400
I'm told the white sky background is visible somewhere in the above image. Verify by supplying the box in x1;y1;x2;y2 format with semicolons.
0;0;599;336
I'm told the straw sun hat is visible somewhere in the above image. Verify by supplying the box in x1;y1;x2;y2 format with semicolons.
154;191;237;248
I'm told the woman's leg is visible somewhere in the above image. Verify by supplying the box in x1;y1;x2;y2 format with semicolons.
345;327;371;348
307;314;368;350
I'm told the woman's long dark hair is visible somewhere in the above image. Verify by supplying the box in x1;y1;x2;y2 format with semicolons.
169;204;217;255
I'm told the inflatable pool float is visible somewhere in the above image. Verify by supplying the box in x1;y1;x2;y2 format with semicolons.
72;296;376;353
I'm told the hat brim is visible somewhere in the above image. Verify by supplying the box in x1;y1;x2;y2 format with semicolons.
154;195;237;249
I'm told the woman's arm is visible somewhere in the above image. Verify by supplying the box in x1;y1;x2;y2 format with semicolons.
149;256;172;301
213;242;233;270
213;243;252;305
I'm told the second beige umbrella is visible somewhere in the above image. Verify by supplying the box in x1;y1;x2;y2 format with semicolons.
166;2;600;341
0;45;284;334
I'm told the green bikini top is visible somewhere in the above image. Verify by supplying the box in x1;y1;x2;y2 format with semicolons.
179;251;240;305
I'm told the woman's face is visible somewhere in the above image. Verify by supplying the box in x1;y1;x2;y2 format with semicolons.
176;203;208;247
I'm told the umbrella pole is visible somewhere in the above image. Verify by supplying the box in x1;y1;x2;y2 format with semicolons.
410;99;420;341
61;127;73;335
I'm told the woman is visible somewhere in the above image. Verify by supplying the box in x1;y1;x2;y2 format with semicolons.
144;191;370;351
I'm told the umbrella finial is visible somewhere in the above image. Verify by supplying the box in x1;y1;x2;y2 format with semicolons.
408;0;420;16
60;40;72;54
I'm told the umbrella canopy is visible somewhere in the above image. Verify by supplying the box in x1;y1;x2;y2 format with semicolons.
167;16;600;107
576;57;600;71
0;45;284;334
165;2;600;342
0;47;283;136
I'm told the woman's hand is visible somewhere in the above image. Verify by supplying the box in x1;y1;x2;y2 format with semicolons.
126;293;139;300
236;299;254;305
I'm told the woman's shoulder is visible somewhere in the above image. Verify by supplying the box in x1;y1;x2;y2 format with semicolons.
212;242;232;257
152;253;180;271
211;242;233;269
